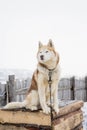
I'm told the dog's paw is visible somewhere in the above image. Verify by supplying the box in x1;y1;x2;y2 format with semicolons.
26;105;38;111
31;106;38;111
53;106;59;114
43;106;50;114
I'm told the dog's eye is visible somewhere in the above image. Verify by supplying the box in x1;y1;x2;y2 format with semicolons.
46;51;48;53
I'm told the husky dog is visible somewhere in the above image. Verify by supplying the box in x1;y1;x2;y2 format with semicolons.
4;40;60;114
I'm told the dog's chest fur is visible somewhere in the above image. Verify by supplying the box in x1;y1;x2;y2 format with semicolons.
28;64;60;96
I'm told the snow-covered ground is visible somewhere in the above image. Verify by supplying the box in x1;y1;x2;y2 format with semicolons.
81;102;87;130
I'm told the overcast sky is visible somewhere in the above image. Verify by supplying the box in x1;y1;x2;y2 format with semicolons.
0;0;87;77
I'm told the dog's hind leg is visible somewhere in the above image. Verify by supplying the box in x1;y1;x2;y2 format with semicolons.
25;90;39;111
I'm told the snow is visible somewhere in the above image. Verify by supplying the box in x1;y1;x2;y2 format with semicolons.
81;102;87;130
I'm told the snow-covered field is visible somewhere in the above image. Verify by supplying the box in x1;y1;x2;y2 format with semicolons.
81;102;87;130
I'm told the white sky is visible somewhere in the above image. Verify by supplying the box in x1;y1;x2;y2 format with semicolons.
0;0;87;77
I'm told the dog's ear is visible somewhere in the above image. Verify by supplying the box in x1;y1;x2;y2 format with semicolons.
39;41;43;49
47;39;54;48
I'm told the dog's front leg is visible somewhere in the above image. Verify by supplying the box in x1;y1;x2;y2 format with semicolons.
38;85;50;114
53;85;59;114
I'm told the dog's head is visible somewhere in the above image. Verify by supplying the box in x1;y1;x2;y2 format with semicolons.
37;39;59;65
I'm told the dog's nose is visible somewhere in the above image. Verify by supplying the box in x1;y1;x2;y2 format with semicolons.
40;55;44;60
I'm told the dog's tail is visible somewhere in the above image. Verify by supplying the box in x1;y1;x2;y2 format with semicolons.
3;101;26;109
3;90;39;110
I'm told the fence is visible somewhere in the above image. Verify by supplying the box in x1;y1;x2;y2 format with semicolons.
0;75;87;107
